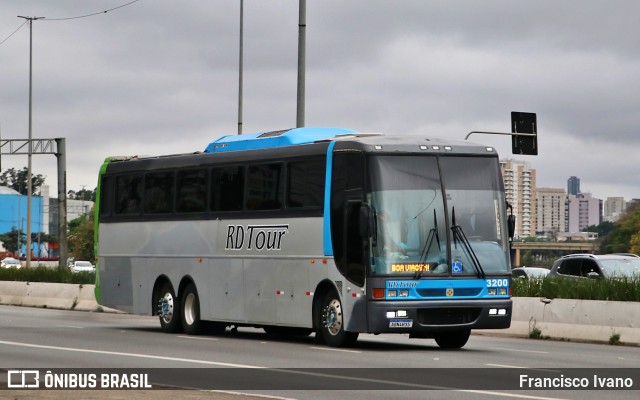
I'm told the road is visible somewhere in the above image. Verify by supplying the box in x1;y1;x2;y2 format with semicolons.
0;305;638;400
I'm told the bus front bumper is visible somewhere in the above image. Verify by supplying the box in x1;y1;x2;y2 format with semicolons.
366;298;512;334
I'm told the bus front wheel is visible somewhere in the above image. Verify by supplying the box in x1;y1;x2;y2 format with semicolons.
434;330;471;349
181;283;203;335
318;291;358;347
157;283;182;333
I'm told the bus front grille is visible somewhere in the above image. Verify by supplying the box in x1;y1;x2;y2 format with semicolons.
417;308;481;325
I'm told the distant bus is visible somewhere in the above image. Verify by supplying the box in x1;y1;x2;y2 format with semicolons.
95;127;514;348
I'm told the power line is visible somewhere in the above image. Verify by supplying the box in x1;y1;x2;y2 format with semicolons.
0;0;141;47
44;0;142;21
0;20;28;47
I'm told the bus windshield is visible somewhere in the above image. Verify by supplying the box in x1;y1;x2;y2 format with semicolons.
368;155;509;276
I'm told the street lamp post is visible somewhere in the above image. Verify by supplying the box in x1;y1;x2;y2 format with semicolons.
18;15;44;268
296;0;306;128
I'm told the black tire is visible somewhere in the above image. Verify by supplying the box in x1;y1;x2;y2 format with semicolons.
434;330;471;349
157;282;182;333
318;291;358;347
181;283;203;335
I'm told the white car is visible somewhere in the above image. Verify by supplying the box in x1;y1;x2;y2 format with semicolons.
1;257;22;269
70;261;95;273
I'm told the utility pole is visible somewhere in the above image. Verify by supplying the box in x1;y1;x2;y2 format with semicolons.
18;15;45;268
238;0;244;135
296;0;306;128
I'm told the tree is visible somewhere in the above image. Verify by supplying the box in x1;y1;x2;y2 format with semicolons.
630;232;640;255
0;167;46;196
0;227;26;254
600;203;640;254
68;187;96;202
68;208;95;262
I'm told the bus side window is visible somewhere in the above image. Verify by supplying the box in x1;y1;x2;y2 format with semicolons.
287;158;325;209
144;171;175;214
246;163;284;211
176;169;207;213
115;174;143;215
99;176;113;218
211;166;244;212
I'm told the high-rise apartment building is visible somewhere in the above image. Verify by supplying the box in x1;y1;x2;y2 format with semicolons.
566;193;602;233
536;188;566;237
567;176;580;196
604;197;626;223
500;159;536;238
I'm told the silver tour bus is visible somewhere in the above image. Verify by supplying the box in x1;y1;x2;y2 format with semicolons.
95;127;517;348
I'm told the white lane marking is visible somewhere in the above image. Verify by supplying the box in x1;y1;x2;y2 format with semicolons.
486;364;562;373
309;346;361;354
209;390;297;400
0;339;573;400
0;339;263;368
485;363;528;369
177;335;219;341
491;347;549;354
459;390;572;400
55;325;84;329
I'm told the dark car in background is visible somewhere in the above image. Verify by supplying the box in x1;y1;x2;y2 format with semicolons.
549;254;640;279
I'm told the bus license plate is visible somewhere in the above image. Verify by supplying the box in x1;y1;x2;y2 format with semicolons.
389;319;413;328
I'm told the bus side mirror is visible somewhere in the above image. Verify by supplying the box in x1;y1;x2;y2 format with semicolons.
507;215;516;240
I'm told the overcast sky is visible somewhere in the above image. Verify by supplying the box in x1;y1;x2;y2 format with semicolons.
1;0;639;201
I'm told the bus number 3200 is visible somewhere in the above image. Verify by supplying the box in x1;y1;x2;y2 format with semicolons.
486;279;508;288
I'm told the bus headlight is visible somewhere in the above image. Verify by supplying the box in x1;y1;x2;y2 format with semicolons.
388;290;397;297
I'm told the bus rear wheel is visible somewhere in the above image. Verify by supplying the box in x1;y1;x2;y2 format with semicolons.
157;283;182;333
434;330;471;349
318;291;358;347
181;283;203;335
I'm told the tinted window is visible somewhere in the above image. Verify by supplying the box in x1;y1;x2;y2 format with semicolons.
115;174;143;215
246;164;283;211
144;171;174;214
99;176;113;217
177;169;207;213
211;166;244;212
558;259;581;276
287;158;325;208
331;152;366;286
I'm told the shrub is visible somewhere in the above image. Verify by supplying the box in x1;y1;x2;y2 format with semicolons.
0;266;95;284
512;277;640;302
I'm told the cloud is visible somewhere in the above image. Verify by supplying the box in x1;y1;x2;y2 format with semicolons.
1;0;639;202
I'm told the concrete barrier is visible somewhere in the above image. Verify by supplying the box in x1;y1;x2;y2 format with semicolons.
0;282;638;345
482;297;640;345
0;281;104;312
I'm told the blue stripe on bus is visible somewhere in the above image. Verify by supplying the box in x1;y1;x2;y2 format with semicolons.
323;141;337;256
204;127;357;153
384;278;510;300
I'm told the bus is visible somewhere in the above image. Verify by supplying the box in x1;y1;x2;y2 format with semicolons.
95;127;516;348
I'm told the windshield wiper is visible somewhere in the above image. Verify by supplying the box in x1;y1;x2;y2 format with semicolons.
451;207;485;279
416;210;441;279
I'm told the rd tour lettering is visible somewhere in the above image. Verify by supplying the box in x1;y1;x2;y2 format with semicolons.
226;224;289;251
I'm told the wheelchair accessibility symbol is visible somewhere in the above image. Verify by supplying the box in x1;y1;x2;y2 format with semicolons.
452;261;463;274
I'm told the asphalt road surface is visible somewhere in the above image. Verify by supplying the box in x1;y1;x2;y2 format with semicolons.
0;305;638;400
